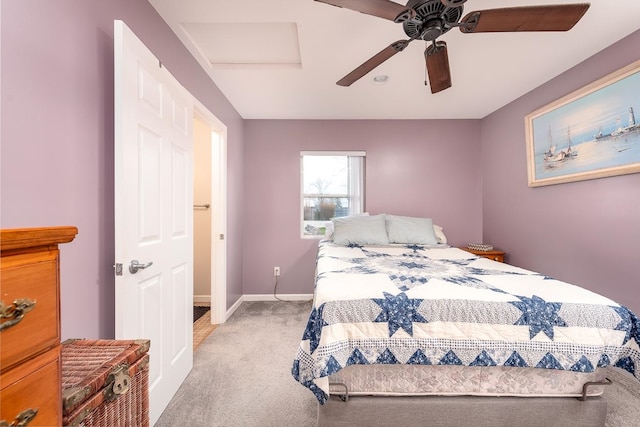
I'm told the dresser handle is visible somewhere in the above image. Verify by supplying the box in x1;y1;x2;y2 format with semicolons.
0;408;39;426
0;298;36;331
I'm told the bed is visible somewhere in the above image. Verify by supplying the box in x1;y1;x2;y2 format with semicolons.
291;214;640;427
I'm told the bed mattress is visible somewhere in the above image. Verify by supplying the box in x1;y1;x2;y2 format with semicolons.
328;364;607;397
293;241;640;404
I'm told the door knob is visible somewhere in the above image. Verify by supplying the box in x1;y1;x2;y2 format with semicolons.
129;259;153;274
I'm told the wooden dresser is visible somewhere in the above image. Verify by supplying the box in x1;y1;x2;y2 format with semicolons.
1;226;77;426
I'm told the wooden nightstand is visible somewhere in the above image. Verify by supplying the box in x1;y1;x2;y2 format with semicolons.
460;247;506;263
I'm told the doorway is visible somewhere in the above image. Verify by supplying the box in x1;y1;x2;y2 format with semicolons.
193;103;227;327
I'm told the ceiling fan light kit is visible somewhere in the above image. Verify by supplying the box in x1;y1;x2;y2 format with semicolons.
372;75;389;83
316;0;590;93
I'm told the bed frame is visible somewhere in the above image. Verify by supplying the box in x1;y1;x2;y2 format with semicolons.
301;239;632;427
318;395;608;427
317;375;612;427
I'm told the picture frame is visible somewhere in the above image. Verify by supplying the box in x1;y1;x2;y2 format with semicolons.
525;58;640;187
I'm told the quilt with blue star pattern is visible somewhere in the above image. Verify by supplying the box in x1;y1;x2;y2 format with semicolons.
292;241;640;403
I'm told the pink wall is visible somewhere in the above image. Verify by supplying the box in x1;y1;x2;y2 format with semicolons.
0;0;245;338
243;120;482;295
481;30;640;313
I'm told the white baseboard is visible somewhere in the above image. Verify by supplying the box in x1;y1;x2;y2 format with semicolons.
203;293;314;323
226;297;243;320
241;294;313;302
224;294;313;320
193;294;211;304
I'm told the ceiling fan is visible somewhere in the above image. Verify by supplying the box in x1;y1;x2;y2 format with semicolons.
315;0;590;93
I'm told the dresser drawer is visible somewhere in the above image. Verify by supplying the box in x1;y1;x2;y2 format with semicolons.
1;250;60;371
0;346;62;427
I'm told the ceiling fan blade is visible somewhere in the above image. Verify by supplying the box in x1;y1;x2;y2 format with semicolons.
337;40;411;86
425;41;451;94
315;0;415;23
460;4;590;33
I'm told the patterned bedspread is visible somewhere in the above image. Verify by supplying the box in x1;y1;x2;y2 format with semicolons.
292;241;640;403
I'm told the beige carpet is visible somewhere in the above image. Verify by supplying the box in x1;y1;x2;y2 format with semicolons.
158;301;640;427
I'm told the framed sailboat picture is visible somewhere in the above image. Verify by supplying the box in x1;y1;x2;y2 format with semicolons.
525;58;640;187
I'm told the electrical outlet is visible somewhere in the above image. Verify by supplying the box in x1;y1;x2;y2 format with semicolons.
273;267;280;277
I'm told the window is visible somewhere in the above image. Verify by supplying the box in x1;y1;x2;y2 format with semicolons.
301;151;365;237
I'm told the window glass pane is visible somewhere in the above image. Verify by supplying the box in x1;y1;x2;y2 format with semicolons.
301;154;364;237
303;156;348;195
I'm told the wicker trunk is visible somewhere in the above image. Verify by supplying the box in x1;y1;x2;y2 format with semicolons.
61;339;150;427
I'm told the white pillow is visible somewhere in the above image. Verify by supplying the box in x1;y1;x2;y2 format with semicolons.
385;215;438;245
331;214;389;245
325;212;369;238
433;224;447;244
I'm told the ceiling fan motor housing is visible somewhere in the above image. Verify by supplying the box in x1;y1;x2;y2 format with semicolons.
403;0;463;41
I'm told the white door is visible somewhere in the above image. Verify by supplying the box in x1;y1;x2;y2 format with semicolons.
114;20;193;425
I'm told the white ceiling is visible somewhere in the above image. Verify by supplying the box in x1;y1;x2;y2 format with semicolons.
148;0;640;120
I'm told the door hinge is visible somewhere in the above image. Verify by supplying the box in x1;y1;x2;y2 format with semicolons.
114;263;123;276
219;234;225;240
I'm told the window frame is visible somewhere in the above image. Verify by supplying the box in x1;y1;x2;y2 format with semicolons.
300;151;366;239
